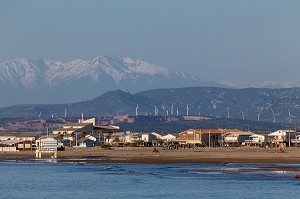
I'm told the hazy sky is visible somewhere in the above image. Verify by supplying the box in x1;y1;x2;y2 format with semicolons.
1;0;300;87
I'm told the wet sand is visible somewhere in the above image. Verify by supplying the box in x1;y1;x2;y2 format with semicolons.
1;147;300;164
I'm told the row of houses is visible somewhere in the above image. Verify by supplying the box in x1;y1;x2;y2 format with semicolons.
43;117;300;148
0;132;43;151
179;129;300;147
0;117;300;150
0;128;298;149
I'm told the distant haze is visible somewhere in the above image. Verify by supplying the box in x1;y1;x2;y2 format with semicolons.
1;1;300;88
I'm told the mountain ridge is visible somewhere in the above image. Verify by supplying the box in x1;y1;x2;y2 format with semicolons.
1;86;300;125
0;55;202;88
0;55;221;107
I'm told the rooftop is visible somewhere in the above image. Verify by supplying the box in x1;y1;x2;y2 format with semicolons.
0;132;43;137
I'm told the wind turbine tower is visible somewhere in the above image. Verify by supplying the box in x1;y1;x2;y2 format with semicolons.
171;104;174;115
257;108;263;122
227;107;230;119
38;111;42;118
176;107;179;116
186;104;189;116
135;104;139;116
154;106;158;116
287;110;295;124
240;109;245;120
270;108;276;123
65;108;67;118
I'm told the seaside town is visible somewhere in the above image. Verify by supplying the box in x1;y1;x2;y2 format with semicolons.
3;1;300;198
0;115;299;158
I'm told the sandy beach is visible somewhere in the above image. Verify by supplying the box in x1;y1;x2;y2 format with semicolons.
1;147;300;164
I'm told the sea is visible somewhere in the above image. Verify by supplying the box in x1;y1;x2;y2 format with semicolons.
1;161;300;199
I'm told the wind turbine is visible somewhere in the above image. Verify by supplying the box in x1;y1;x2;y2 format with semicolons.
166;109;169;116
49;111;54;119
226;107;230;119
38;111;42;118
64;108;67;118
270;108;276;123
257;108;263;122
135;104;138;116
240;109;245;120
171;104;174;115
154;106;158;116
287;110;296;124
176;107;179;116
186;104;189;116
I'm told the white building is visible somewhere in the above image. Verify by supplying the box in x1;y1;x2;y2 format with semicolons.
268;130;296;143
121;132;142;143
161;134;177;141
224;131;255;146
249;134;265;143
142;133;157;143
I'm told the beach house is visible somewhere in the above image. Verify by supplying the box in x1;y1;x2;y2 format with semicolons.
200;129;240;147
178;129;202;146
223;131;255;146
52;117;121;146
291;134;300;146
242;134;266;146
268;130;296;147
0;132;44;151
142;133;157;146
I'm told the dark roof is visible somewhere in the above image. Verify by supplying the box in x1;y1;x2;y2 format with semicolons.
0;132;44;137
93;125;120;130
64;123;92;126
54;128;79;131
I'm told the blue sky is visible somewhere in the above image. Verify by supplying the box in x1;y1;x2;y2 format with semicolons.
1;0;300;86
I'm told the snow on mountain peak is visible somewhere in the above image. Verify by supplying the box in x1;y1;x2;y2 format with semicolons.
0;55;196;89
0;55;209;107
0;58;48;88
117;55;169;76
122;56;136;65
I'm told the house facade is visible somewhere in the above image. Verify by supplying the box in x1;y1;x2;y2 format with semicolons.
178;129;202;145
268;130;296;147
0;132;43;151
223;131;255;146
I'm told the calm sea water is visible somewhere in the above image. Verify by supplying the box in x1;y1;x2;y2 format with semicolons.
0;161;300;199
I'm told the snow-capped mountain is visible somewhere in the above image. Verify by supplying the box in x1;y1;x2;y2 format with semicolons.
0;55;219;106
0;55;198;88
0;58;48;88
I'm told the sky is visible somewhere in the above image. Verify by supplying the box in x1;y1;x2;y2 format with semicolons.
1;0;300;87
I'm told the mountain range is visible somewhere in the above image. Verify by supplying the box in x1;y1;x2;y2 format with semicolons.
1;87;300;126
0;55;222;107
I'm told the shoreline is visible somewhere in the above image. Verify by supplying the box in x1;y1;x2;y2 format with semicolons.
1;147;300;164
